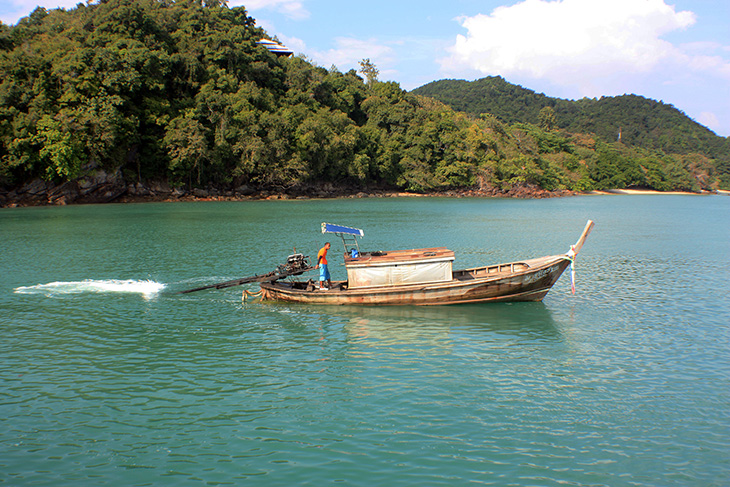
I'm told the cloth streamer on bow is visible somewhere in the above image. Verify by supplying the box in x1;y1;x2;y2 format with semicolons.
567;245;576;294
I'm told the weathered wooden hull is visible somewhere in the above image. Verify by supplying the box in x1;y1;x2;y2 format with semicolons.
260;255;571;306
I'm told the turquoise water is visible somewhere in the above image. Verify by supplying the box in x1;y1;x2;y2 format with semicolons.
1;195;728;486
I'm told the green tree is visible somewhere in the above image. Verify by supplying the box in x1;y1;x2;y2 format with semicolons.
35;114;84;179
358;58;379;85
164;111;208;186
538;106;557;131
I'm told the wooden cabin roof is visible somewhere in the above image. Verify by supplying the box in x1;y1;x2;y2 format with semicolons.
344;247;455;267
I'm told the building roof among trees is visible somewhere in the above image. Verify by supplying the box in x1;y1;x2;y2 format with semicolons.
256;39;293;57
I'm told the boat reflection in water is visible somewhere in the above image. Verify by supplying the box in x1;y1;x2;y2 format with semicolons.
298;302;563;353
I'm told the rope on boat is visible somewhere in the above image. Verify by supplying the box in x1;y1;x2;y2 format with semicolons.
242;289;263;303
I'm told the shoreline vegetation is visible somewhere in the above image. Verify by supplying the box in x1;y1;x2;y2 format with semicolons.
2;1;728;209
1;176;725;209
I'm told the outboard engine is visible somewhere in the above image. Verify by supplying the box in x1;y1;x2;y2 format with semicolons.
276;253;310;276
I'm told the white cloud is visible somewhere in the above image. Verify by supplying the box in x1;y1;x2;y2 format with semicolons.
697;111;720;131
687;54;730;77
0;0;80;25
309;37;396;75
230;0;309;21
276;34;307;54
441;0;699;96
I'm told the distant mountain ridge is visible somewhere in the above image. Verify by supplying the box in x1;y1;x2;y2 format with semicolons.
411;77;729;163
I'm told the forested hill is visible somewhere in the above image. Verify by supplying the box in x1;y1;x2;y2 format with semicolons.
0;1;727;208
412;77;730;173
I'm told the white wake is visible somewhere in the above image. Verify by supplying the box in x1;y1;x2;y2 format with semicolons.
14;279;166;300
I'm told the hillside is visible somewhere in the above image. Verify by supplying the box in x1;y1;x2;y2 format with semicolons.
412;77;730;186
0;1;726;207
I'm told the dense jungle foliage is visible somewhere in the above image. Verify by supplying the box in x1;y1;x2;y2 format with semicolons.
1;0;726;195
413;77;730;190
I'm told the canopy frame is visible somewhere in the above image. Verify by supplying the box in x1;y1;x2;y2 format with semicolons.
321;222;364;256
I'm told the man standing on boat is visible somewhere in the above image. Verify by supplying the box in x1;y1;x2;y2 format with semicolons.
316;242;332;290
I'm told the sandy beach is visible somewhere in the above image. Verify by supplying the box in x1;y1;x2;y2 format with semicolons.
588;189;726;196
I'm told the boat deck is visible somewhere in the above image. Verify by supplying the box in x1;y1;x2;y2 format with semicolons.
453;262;530;280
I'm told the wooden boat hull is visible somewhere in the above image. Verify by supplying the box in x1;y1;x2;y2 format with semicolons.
260;255;571;306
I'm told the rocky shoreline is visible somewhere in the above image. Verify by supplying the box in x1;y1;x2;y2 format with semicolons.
4;166;723;208
0;168;577;208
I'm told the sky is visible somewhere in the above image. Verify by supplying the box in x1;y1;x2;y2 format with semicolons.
2;0;729;136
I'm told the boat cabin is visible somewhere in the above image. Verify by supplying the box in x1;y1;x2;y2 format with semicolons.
344;248;455;289
322;223;455;289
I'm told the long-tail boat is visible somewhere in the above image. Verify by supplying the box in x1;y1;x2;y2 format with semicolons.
254;221;594;306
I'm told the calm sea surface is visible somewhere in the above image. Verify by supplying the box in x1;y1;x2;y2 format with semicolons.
1;195;729;486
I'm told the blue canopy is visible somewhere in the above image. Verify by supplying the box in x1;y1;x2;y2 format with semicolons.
321;222;364;237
